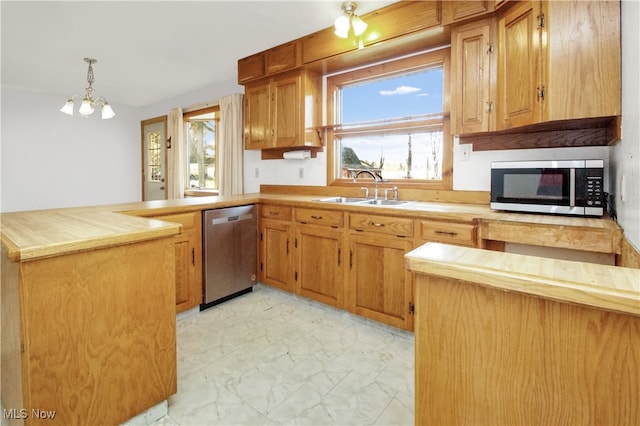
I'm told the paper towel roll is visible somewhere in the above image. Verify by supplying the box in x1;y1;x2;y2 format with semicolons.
283;150;311;160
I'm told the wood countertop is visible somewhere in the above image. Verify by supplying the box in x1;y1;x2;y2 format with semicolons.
406;243;640;316
0;192;622;262
0;209;182;262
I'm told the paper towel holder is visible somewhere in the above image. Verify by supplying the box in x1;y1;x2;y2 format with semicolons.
283;150;311;160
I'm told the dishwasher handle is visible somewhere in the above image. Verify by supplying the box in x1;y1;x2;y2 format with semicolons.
209;213;254;226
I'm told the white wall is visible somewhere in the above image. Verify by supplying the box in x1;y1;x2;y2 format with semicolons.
1;88;141;212
612;0;640;251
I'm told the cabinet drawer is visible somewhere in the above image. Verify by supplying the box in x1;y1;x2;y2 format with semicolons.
295;208;344;228
261;205;292;221
420;221;476;247
154;212;197;231
350;214;413;237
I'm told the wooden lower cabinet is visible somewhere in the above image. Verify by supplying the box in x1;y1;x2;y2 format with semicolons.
151;212;202;313
294;222;344;309
259;216;293;292
1;238;177;425
348;234;414;330
414;273;640;425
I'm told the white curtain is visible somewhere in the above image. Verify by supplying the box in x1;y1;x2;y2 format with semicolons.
218;93;245;195
167;107;185;199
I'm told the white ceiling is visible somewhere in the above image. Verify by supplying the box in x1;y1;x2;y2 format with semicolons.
1;1;395;107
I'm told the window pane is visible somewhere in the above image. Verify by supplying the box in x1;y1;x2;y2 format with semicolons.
341;67;443;124
336;64;444;182
147;131;162;182
340;131;443;180
186;120;216;189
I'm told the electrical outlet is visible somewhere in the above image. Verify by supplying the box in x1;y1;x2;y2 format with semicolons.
461;144;471;161
299;167;304;179
254;168;259;178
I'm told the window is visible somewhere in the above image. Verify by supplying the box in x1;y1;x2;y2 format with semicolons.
146;130;163;182
184;106;219;190
327;49;451;188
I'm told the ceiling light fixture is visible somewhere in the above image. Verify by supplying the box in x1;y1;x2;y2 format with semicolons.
60;58;115;120
334;1;367;40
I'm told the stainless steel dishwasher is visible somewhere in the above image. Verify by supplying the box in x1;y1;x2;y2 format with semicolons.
201;204;257;310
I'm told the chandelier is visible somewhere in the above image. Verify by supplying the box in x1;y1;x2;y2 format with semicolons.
334;1;367;39
60;58;115;119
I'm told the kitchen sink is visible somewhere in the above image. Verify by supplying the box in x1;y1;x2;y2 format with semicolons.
315;197;411;206
361;199;410;206
315;197;369;203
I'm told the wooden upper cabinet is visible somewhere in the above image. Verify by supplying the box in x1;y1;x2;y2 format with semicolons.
244;70;322;150
497;0;541;130
361;1;441;46
244;82;271;149
238;42;301;84
442;0;494;25
301;29;358;64
271;73;300;147
265;41;301;75
238;53;265;84
542;0;621;121
451;17;497;134
496;0;621;130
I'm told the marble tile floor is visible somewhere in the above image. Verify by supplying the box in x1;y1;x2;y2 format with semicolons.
151;284;415;426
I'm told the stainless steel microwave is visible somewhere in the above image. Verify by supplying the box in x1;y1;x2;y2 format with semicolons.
490;160;604;216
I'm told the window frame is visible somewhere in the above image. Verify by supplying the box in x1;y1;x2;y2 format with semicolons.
326;48;452;190
183;106;220;191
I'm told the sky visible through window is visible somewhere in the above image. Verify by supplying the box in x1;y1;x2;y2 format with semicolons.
340;67;444;180
341;67;443;123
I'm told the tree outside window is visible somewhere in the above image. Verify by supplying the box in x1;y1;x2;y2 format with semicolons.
184;107;219;190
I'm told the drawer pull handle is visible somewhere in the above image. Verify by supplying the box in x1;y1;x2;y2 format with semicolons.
371;222;385;227
311;215;323;220
435;230;458;236
270;212;280;216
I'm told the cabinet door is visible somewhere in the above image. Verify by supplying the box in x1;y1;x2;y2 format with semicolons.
173;233;193;312
260;218;292;292
452;18;497;134
153;212;202;314
244;81;271;149
497;0;541;129
295;226;343;308
272;73;300;148
443;0;494;25
348;234;413;330
542;0;621;121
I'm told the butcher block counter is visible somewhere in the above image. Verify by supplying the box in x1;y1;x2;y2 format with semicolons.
0;192;622;262
0;190;629;425
406;243;640;425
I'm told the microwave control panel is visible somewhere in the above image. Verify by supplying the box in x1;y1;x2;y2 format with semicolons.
578;167;605;216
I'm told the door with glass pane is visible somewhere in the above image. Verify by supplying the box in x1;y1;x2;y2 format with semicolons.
141;116;167;200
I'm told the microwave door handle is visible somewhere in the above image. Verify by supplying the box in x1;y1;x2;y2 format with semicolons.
570;168;576;207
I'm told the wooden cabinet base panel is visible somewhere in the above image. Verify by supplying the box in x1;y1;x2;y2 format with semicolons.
1;239;177;425
415;274;640;425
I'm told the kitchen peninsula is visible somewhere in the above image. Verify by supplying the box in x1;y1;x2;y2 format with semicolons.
0;190;635;424
406;243;640;425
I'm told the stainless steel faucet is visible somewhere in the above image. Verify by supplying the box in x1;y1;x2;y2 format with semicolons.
384;186;399;201
353;170;383;200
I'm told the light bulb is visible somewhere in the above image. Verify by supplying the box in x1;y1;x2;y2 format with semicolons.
334;14;350;38
351;16;367;36
101;102;115;119
60;99;74;115
79;97;95;116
